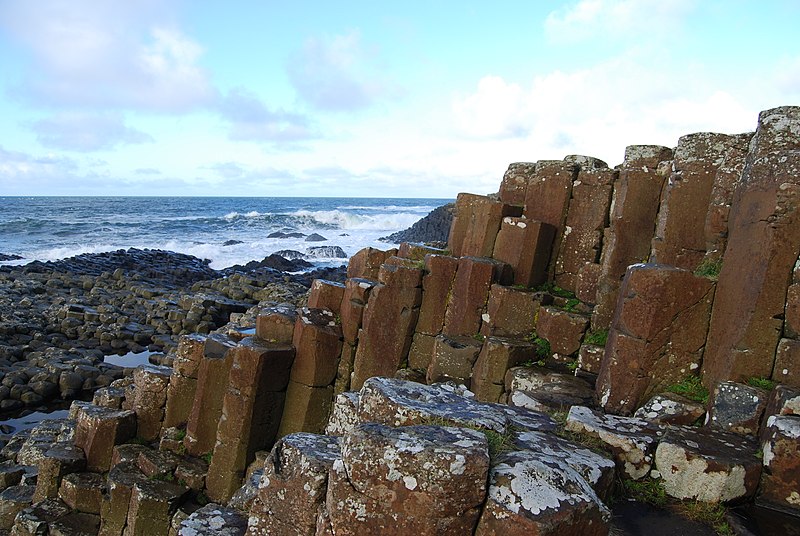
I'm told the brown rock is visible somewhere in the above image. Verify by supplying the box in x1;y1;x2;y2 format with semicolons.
334;342;356;394
73;405;137;472
442;257;509;337
471;337;535;403
426;334;483;385
10;498;71;535
347;247;396;280
307;279;346;314
407;332;436;371
58;471;105;514
247;433;340;536
535;306;589;356
448;193;521;258
0;485;35;529
291;308;342;388
327;423;489;535
255;304;298;344
708;381;768;435
786;284;800;338
480;284;543;338
703;107;800;385
397;242;447;260
33;444;86;502
575;262;602;304
338;278;375;345
577;344;604;374
592;145;673;329
131;365;171;442
325;392;360;437
124;479;187;536
172;334;206;379
760;414;800;510
597;264;714;414
499;162;537;205
651;133;741;270
415;254;459;336
633;393;705;426
99;461;147;536
762;385;800;424
554;166;615;291
162;374;197;431
277;381;333;437
492;218;555;288
774;338;800;388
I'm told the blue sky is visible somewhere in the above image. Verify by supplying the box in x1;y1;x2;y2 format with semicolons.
0;1;798;197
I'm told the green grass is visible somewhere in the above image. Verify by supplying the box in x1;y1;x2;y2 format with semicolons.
746;377;776;391
566;360;579;372
666;375;709;405
535;282;576;299
677;501;733;535
583;329;608;346
695;258;723;280
564;298;581;312
201;452;213;465
175;428;186;441
618;477;669;507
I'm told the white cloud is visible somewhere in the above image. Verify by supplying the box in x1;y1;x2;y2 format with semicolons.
545;0;696;43
218;88;318;143
31;112;153;152
287;31;400;111
0;1;215;112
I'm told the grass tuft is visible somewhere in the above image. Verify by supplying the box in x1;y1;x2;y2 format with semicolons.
666;375;709;405
695;258;723;280
583;329;608;347
746;377;776;391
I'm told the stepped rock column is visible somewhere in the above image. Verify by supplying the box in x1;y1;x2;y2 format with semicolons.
554;161;615;292
335;278;375;393
498;162;537;205
351;262;423;389
448;194;521;258
592;145;673;330
163;334;205;430
206;338;294;503
651;132;741;270
703;106;800;385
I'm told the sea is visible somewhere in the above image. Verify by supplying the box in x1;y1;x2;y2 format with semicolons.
0;197;450;269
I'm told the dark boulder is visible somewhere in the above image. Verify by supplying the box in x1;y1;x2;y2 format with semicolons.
380;203;454;245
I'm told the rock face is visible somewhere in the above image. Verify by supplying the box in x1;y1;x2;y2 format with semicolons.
380;203;455;245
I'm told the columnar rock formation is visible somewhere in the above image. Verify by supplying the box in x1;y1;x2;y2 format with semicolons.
0;107;798;534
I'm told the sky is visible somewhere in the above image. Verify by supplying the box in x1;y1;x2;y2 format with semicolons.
0;1;798;198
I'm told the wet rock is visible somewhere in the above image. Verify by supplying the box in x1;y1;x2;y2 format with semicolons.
760;414;800;510
327;423;489;535
304;233;328;242
475;449;610;536
247;433;340;535
655;426;761;502
565;405;664;479
0;462;25;491
0;485;35;529
306;246;347;259
634;392;705;426
179;503;247;536
708;381;768;435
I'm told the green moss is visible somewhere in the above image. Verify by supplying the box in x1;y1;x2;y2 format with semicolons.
564;298;581;312
201;452;213;464
746;377;776;391
618;477;669;507
535;282;576;299
472;333;485;342
583;329;608;347
676;501;733;535
695;258;722;280
666;375;709;405
566;360;579;372
175;428;187;441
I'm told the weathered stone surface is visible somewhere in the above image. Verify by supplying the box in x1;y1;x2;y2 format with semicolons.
708;381;768;435
173;334;206;379
415;255;459;336
291;308;341;388
785;284;800;338
505;366;595;413
334;342;356;395
74;405;136;475
512;431;615;499
426;334;483;385
16;420;76;467
0;485;35;529
338;278;375;345
471;338;535;403
229;469;261;513
575;262;602;304
592;145;673;329
407;332;436;371
397;242;446;261
475;449;610;536
131;364;171;441
178;503;247;536
254;304;297;344
247;433;340;536
655;426;760;503
327;423;489;535
137;448;180;478
634;393;705;426
492;217;555;288
565;405;664;479
499;162;537;205
11;498;71;535
554;166;615;291
350;266;422;389
174;456;207;492
762;385;800;425
442;257;509;337
325;391;360;437
704;132;753;261
58;471;105;514
206;340;294;503
535;306;588;356
307;279;346;314
597;264;715;414
448;193;519;258
99;461;147;536
704;107;800;385
346;247;396;280
651;133;741;270
774;338;800;388
184;340;235;457
760;414;800;510
480;285;543;338
577;343;604;374
277;381;333;437
524;160;578;236
0;462;24;491
125;479;188;536
93;386;126;410
33;444;86;502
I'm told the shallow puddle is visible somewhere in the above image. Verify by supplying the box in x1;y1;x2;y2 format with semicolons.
103;350;154;368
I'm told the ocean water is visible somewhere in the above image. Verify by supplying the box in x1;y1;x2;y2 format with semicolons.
0;197;448;269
